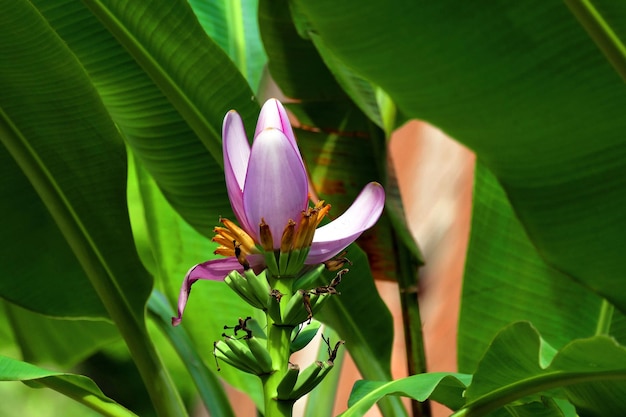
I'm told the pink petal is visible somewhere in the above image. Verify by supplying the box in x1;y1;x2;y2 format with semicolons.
223;111;253;233
243;128;308;247
255;99;296;144
306;182;385;264
171;257;245;326
255;99;305;169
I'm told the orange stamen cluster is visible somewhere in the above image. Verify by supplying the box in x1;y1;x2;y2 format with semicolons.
284;200;331;252
213;218;259;267
212;201;331;272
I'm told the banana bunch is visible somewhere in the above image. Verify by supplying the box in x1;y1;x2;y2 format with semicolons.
224;269;271;311
213;335;273;376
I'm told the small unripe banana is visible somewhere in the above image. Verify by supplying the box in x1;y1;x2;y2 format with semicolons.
276;363;300;400
244;336;273;375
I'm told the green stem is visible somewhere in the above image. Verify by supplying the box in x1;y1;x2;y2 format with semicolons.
595;298;614;336
396;242;430;417
263;277;295;417
564;0;626;83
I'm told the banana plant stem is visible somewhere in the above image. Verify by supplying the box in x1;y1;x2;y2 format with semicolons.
396;242;430;417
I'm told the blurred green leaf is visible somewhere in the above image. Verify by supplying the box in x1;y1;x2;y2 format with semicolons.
483;399;573;417
0;355;138;417
564;0;626;82
258;0;346;102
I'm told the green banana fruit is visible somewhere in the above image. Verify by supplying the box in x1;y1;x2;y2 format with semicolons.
276;363;300;400
244;336;274;375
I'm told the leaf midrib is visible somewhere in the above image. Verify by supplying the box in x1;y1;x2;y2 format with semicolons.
458;369;626;417
81;0;223;166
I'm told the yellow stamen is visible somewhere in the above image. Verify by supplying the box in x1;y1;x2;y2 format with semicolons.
220;218;256;250
212;218;259;260
280;219;296;252
314;203;331;228
214;247;234;257
292;210;312;249
212;234;235;248
302;208;318;248
259;218;274;251
287;201;331;251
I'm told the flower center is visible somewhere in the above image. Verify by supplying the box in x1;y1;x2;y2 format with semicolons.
287;200;331;251
213;201;331;274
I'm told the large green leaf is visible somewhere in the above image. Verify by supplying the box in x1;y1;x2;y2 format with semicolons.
345;322;626;417
1;4;185;415
31;0;259;237
457;163;621;372
0;152;106;317
0;355;137;417
460;322;626;417
342;373;471;417
0;0;149;319
80;0;259;162
290;1;626;313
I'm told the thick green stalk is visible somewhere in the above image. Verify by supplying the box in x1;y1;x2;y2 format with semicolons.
263;277;296;417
